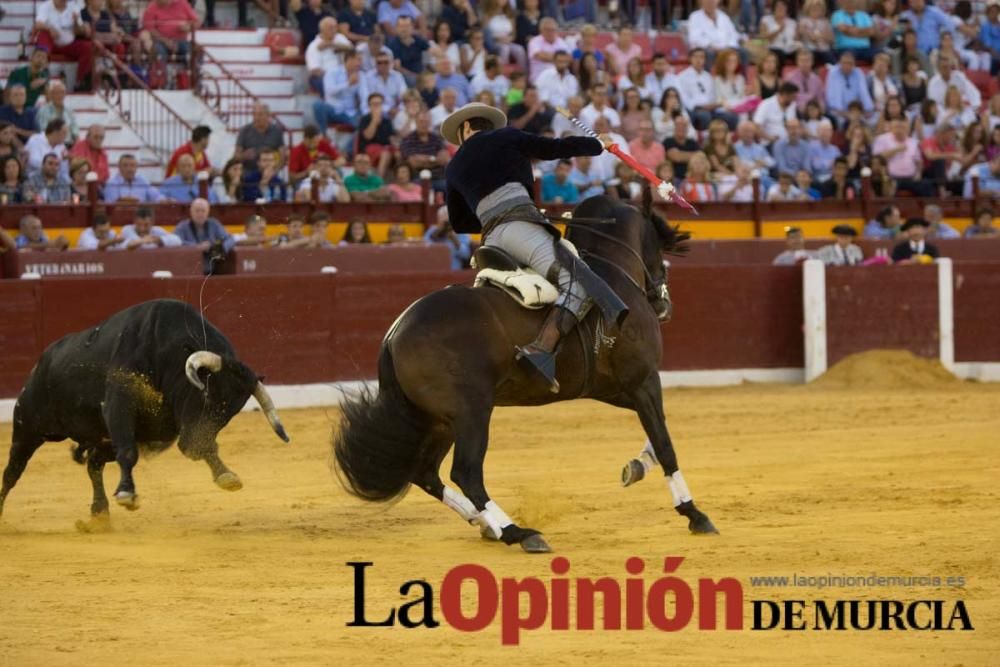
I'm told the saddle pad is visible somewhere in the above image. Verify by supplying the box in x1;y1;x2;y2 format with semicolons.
475;268;559;309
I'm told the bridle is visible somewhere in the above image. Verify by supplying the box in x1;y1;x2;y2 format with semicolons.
565;223;669;305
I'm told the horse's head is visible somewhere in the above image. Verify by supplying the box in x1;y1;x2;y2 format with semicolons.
641;209;689;321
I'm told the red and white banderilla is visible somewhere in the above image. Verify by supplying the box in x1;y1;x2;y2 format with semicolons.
555;107;699;215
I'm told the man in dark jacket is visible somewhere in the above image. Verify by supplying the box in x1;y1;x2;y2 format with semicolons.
442;103;619;392
892;218;940;263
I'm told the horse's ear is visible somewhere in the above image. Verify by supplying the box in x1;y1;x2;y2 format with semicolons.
641;182;653;219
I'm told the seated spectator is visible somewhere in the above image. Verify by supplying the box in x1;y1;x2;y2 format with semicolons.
274;214;310;248
572;24;606;70
364;53;408;115
869;53;900;114
628;121;666;172
0;86;38;143
175;198;235;263
242;151;287;203
928;56;981;111
618;88;648;142
417;69;441;110
81;0;118;50
607;27;642;78
651;89;692;143
703;119;737;176
69;124;109;183
687;0;744;62
7;49;50;109
940;86;978;131
235;104;287;170
104;154;163;203
388;16;429;87
234;214;271;247
541;160;580;203
434;59;472;107
713;49;753;117
69;158;91;202
357;30;392;74
295;154;350;203
678;49;736;132
579;83;621;132
772;226;818;265
213;158;243;204
308;212;333;248
774;118;811;176
964;207;1000;237
77;213;125;251
718;162;755;202
734;120;775;174
527;18;570;83
161;154;212;203
766;172;806;201
785;49;826;116
25;120;68;178
798;0;835;66
0;156;26;204
400;111;449;188
796;169;821;200
816;157;858;199
901;0;952;53
460;28;487;78
0;123;23;164
869;154;897;197
662;116;700;180
753;83;799;144
873;118;935;196
107;0;153;66
306;17;353;94
817;224;864;266
0;224;15;253
892;218;940;263
865;204;902;239
428;20;460;71
340;218;372;245
15;213;69;251
569;155;606;199
378;0;425;38
921;123;963;194
166;125;213;179
315;51;364;133
338;0;377;44
33;0;94;91
923;204;961;239
387;162;423;202
289;125;340;185
142;0;200;63
761;0;800;65
24;153;72;203
297;0;333;46
680;152;716;202
392;92;423;139
509;86;555;135
471;55;511;102
808;120;842;181
357;93;397;178
899;55;929;111
831;0;877;62
825;51;875;127
441;0;478;43
505;71;528;108
120;207;182;249
344;153;387;200
644;55;678;109
34;80;78;145
425;206;472;269
534;51;578;111
385;223;409;244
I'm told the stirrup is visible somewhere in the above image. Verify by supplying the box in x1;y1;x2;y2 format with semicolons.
515;345;560;393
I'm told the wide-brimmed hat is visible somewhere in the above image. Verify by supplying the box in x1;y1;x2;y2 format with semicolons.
901;217;930;231
441;103;507;145
832;224;858;237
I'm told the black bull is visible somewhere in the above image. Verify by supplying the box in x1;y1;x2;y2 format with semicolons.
0;299;289;521
334;195;718;553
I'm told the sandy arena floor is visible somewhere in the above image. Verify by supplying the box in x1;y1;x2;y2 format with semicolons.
0;379;998;665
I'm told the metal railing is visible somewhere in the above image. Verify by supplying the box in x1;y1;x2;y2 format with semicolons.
93;41;194;165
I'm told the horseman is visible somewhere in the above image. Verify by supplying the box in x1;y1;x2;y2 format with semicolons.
442;103;628;392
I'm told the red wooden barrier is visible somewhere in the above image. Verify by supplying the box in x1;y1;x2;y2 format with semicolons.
228;245;451;274
954;262;1000;363
3;248;206;278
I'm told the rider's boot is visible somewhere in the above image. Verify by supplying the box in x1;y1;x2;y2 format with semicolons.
515;306;577;394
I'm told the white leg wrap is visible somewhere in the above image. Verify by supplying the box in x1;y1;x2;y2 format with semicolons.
638;440;659;473
442;487;478;522
667;470;693;507
485;500;513;528
473;509;504;540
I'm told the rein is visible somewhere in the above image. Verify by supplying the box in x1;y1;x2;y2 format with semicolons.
565;223;659;299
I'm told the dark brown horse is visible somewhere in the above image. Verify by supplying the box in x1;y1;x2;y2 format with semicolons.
333;194;717;552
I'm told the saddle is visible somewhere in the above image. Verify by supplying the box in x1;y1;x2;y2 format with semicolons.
472;241;579;309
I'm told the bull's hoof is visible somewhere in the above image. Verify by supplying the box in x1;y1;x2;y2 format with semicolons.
115;491;140;511
621;459;645;487
688;513;719;535
75;512;112;534
214;472;243;492
520;534;552;553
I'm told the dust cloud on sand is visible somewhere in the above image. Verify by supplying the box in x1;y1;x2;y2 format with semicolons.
1;381;998;665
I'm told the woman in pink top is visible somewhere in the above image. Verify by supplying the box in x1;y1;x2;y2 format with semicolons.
619;88;649;142
387;163;424;202
606;27;642;79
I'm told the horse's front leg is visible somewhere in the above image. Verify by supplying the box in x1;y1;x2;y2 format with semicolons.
626;374;718;535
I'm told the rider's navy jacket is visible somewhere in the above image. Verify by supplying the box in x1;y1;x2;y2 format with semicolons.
445;126;602;234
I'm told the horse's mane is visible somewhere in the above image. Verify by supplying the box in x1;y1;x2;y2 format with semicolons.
649;211;691;256
569;194;690;257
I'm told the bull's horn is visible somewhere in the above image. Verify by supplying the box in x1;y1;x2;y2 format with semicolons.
185;351;223;390
253;382;290;443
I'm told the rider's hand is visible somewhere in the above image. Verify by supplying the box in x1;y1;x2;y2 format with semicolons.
598;133;614;151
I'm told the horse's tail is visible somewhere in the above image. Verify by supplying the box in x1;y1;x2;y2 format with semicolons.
333;345;432;503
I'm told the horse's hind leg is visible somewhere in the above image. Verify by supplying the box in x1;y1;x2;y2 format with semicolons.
448;403;552;553
627;374;718;535
411;432;480;527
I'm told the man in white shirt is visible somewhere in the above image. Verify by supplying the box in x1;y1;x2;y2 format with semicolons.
579;83;622;130
644;53;678;106
591;115;627;179
470;55;510;101
751;82;799;143
120;208;182;250
295;154;350;202
305;17;353;95
430;88;460;129
686;0;745;63
534;50;579;110
34;0;93;91
677;48;737;130
25;119;69;178
77;213;126;251
362;54;408;113
927;55;982;110
527;18;570;83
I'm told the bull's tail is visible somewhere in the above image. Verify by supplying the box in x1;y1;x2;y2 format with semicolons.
333;346;433;503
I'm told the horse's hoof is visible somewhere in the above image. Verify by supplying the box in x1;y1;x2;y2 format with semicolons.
689;514;719;535
115;492;140;511
75;512;112;534
214;472;243;492
520;534;552;553
621;459;645;487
